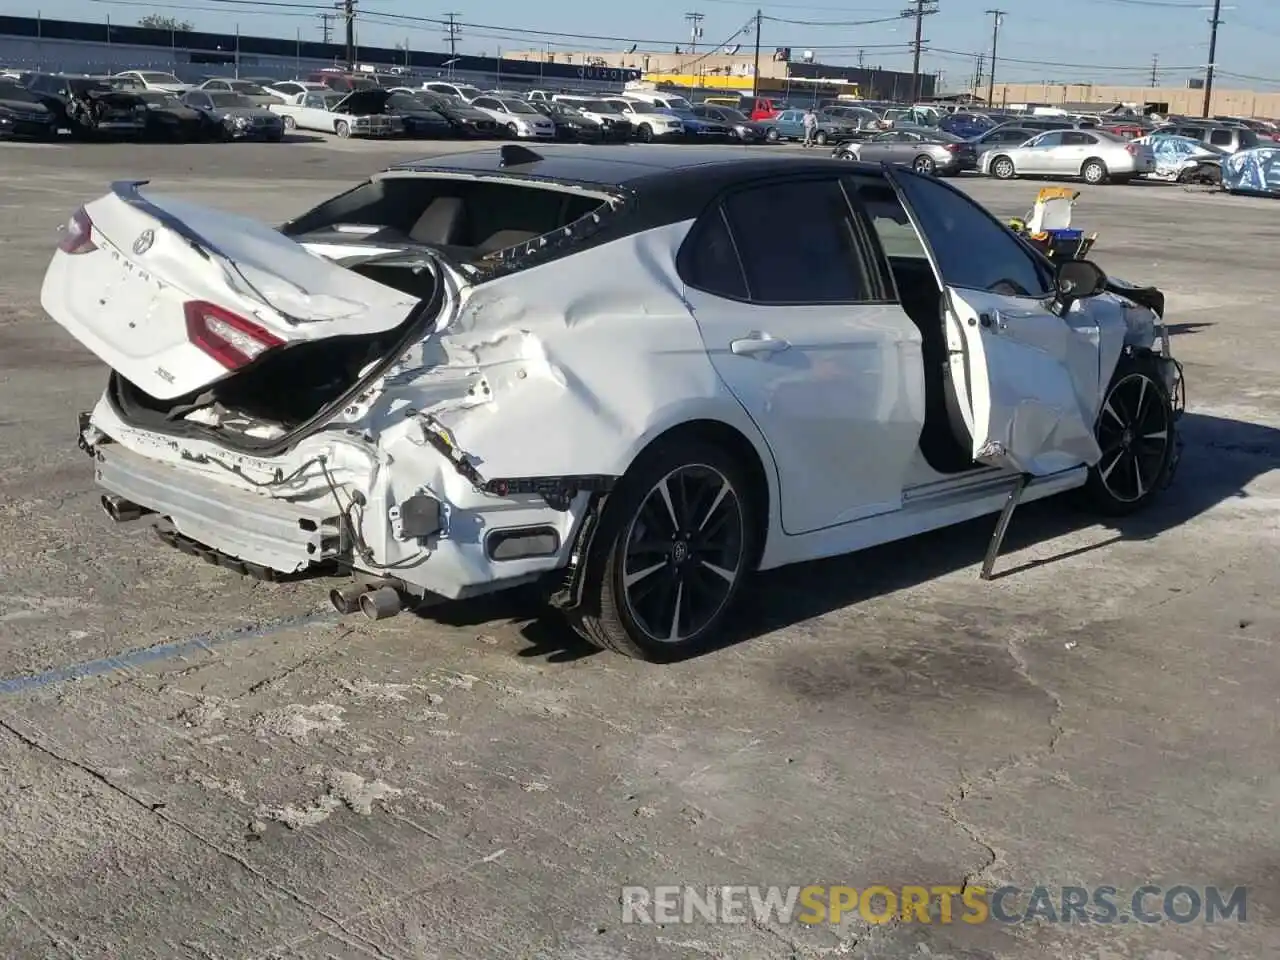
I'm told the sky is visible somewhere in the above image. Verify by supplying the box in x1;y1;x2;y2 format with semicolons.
21;0;1280;91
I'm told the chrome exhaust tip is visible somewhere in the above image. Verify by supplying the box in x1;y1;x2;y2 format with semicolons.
101;494;148;523
329;583;372;615
358;586;403;621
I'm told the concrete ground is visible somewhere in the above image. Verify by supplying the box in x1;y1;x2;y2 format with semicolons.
0;135;1277;960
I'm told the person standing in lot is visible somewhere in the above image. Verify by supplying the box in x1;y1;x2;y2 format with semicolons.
802;107;818;147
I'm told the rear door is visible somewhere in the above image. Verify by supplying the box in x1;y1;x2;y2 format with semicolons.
40;182;420;400
1020;131;1067;174
882;167;1104;474
680;176;925;534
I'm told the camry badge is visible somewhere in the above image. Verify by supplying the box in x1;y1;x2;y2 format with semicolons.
132;230;155;256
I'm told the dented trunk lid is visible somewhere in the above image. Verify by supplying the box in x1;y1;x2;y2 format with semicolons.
40;181;421;400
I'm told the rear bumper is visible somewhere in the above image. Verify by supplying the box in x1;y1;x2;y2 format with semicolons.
95;442;344;574
82;412;591;602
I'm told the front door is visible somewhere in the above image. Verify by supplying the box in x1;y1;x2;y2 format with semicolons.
680;176;926;534
882;167;1104;475
1020;130;1067;175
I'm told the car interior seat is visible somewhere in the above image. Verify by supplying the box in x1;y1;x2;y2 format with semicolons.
407;196;466;244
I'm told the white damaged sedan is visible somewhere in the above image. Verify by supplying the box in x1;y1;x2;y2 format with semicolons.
43;144;1184;660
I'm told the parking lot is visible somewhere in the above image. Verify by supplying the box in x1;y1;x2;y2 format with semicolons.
1;136;1277;960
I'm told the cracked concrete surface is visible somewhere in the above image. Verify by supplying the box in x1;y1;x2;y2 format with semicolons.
0;140;1276;959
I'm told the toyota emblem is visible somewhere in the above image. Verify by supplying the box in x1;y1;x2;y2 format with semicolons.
132;230;155;255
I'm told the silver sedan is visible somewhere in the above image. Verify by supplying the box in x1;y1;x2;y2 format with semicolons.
980;128;1156;185
832;129;977;176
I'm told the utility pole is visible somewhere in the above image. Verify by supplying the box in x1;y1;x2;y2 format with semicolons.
1202;0;1222;118
857;48;865;68
443;12;461;60
318;11;333;44
1149;54;1159;87
985;9;1005;107
751;10;761;98
685;11;705;54
340;0;356;70
902;0;938;104
973;52;985;95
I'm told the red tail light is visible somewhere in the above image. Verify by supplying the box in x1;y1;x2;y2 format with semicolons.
58;207;97;255
1125;143;1138;155
945;143;959;152
184;301;284;370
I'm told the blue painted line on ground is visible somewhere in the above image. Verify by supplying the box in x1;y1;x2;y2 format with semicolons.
0;609;341;697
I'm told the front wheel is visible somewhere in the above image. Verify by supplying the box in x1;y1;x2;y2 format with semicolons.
991;156;1016;180
505;122;519;138
765;127;779;142
814;129;828;146
282;114;296;130
912;154;936;175
1081;158;1108;184
568;438;760;660
1080;352;1177;516
638;123;653;142
335;120;350;139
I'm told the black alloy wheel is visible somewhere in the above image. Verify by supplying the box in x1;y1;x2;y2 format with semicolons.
1083;355;1176;515
620;464;745;647
569;438;759;660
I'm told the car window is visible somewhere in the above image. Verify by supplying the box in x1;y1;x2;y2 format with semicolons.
846;178;928;260
303;94;326;108
681;208;749;300
1062;131;1095;145
720;179;868;304
1030;131;1066;148
473;97;498;109
890;173;1052;297
1209;128;1234;146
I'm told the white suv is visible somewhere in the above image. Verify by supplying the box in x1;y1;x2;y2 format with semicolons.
602;97;684;141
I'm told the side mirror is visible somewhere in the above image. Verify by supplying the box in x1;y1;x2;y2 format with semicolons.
1053;258;1108;313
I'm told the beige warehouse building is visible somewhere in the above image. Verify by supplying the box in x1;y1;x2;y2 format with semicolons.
989;82;1280;118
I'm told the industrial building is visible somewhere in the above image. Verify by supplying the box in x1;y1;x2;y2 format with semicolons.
506;47;934;102
988;82;1280;118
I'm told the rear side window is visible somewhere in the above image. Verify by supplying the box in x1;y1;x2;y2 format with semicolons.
1209;128;1234;146
720;179;868;304
1062;131;1095;145
681;208;749;300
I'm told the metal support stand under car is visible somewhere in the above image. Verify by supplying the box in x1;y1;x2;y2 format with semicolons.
980;473;1029;581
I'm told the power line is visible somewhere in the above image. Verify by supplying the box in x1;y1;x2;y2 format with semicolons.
1149;53;1159;87
442;12;461;58
317;9;332;42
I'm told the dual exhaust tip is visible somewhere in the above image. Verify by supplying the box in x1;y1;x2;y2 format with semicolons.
330;583;404;621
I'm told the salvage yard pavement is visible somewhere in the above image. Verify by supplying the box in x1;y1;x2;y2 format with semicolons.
1;142;1277;959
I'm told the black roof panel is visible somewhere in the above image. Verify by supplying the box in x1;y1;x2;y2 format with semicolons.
389;143;867;191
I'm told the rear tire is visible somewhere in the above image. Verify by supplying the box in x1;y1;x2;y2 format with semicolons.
815;129;828;146
991;155;1016;180
1081;157;1108;184
568;438;760;661
912;153;937;175
1080;351;1176;517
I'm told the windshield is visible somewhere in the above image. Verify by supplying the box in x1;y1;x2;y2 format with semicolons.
322;93;345;107
583;100;615;112
138;91;180;106
717;107;748;122
0;81;38;102
207;93;254;108
228;81;269;96
139;72;181;84
71;80;113;95
660;96;693;110
388;93;425;110
456;86;482;100
501;99;537;114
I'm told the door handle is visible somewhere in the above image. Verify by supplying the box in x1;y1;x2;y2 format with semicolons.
730;334;791;357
